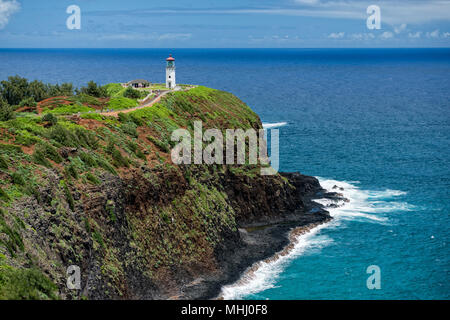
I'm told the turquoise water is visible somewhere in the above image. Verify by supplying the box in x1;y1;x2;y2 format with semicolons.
1;48;449;299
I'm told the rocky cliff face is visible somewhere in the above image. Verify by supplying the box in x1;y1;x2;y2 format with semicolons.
0;86;331;299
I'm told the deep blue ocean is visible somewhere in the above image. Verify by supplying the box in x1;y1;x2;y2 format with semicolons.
1;48;449;299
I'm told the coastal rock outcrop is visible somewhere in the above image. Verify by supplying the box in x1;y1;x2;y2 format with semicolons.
0;86;339;300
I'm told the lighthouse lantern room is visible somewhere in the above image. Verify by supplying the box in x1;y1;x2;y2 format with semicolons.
166;54;176;89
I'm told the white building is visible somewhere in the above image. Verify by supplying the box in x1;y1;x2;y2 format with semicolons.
166;54;176;89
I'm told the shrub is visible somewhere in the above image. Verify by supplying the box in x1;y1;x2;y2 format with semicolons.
160;212;170;224
122;122;138;137
18;97;37;108
0;212;24;255
32;148;52;168
74;127;99;149
112;149;129;168
78;81;108;98
0;98;15;121
136;148;146;160
127;141;146;160
105;139;129;167
85;172;100;185
25;184;41;203
0;266;58;300
62;181;75;211
96;157;116;175
11;172;25;186
41;113;58;126
36;142;63;164
0;143;23;154
147;136;170;153
79;152;97;167
92;230;105;248
0;187;9;201
118;112;130;123
106;200;116;222
65;164;79;180
123;86;141;99
72;94;102;106
47;124;98;149
47;124;78;147
0;155;8;169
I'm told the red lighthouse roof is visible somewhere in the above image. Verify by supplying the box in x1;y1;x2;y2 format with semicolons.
166;54;175;61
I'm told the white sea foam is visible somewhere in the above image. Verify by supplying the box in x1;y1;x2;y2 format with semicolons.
219;177;412;300
262;122;287;129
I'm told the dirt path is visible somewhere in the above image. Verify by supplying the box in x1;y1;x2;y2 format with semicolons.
99;90;172;117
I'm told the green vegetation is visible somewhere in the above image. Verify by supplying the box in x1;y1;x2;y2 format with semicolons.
77;81;107;98
42;104;95;115
0;97;15;121
18;97;37;108
123;86;141;99
0;75;74;106
0;78;271;300
41;113;58;126
0;263;58;300
107;97;138;111
103;83;125;98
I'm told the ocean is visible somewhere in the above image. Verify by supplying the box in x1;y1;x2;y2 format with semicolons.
1;48;449;299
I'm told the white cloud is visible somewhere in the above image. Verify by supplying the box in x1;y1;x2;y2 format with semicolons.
278;1;450;24
95;1;450;24
394;23;407;34
350;33;375;40
408;31;422;38
443;32;450;38
99;33;192;41
294;0;320;4
0;0;20;29
426;29;440;38
328;32;345;39
380;31;394;39
157;33;192;41
249;34;301;43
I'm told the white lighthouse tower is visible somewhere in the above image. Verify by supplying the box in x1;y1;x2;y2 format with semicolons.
166;54;176;89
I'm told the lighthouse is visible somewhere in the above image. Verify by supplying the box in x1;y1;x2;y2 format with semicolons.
166;54;176;89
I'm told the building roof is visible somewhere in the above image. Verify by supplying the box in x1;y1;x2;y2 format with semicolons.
127;79;150;85
166;54;175;61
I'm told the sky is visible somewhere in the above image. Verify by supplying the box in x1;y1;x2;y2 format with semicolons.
0;0;449;48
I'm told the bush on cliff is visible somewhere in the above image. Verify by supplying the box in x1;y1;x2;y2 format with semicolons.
77;81;108;98
0;264;58;300
0;98;15;121
18;97;37;108
0;75;74;104
123;86;141;99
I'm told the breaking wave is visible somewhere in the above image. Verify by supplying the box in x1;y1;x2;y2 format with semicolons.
262;122;287;129
220;178;413;300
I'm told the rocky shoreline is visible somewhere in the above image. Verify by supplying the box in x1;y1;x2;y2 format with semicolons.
178;172;347;300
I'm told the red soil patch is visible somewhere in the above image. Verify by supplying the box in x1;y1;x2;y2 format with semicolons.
37;96;73;114
15;106;37;113
21;145;35;155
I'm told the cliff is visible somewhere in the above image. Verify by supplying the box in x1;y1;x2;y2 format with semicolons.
0;86;331;299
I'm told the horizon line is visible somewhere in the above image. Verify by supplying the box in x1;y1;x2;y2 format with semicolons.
1;47;450;50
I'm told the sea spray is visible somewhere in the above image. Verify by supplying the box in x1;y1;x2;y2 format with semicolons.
220;178;412;300
262;122;287;129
